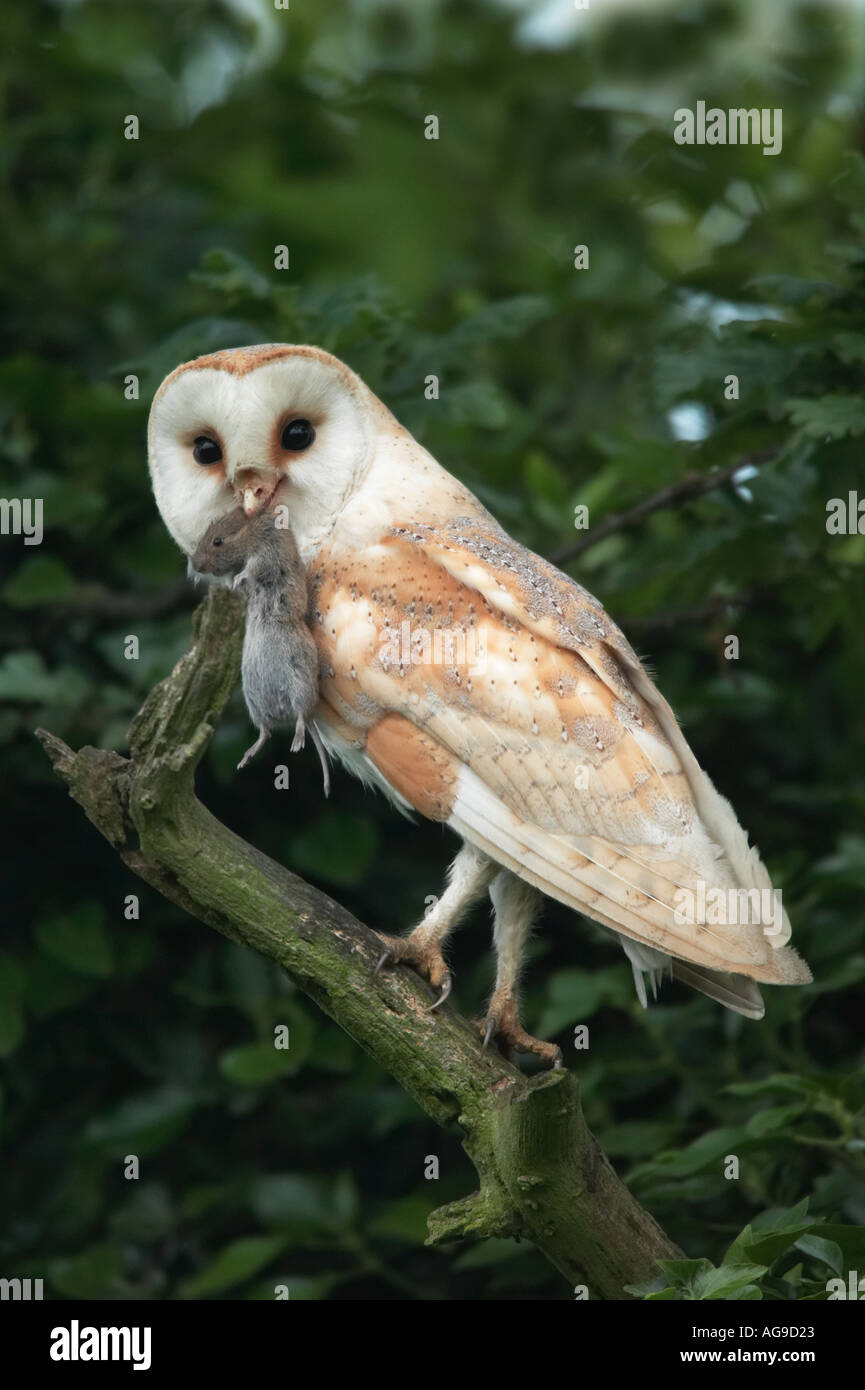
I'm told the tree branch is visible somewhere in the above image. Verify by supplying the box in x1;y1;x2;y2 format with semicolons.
549;446;778;566
624;591;754;635
54;578;194;623
36;586;681;1297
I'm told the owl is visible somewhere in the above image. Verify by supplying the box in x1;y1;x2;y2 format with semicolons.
148;343;811;1066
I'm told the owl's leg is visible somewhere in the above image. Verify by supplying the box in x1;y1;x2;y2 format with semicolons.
238;726;270;770
374;842;496;1009
479;871;562;1068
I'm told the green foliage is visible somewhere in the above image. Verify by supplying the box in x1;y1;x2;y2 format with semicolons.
627;1199;865;1300
1;0;864;1300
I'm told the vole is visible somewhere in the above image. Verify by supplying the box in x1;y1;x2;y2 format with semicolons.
192;507;330;795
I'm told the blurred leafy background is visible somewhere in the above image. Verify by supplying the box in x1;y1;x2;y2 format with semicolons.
1;0;864;1300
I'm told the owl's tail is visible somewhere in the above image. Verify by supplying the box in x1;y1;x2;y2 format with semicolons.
620;937;765;1017
671;959;765;1018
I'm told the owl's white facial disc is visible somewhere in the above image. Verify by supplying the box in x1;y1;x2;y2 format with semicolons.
148;346;376;557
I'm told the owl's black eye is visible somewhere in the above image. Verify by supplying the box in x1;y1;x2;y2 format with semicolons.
281;418;315;451
193;436;222;466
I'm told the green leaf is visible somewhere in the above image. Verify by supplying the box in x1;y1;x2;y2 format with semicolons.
36;904;114;978
368;1192;433;1244
449;295;551;349
794;1235;845;1276
443;378;512;429
453;1238;532;1270
0;650;89;705
331;1170;358;1227
748;273;844;305
745;1103;807;1137
692;1263;768;1300
600;1121;676;1160
83;1084;197;1157
537;964;631;1035
290;812;379;888
834;149;865;207
219;942;278;1011
818;1226;865;1262
179;1234;287;1299
725;1074;812;1098
657;1257;714;1291
783;394;865;440
724;1203;816;1268
249;1174;338;1237
219;1042;301;1085
109;1183;175;1243
21;953;98;1017
49;1244;125;1299
3;555;76;607
525;450;570;528
189;248;271;301
624;1273;669;1298
831;331;865;364
631;1127;747;1181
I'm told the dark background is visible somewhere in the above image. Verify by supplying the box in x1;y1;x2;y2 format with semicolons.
1;0;864;1300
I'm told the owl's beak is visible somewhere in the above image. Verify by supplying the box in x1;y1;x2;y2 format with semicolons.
233;469;280;517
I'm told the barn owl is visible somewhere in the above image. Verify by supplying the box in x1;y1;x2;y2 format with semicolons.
148;344;812;1066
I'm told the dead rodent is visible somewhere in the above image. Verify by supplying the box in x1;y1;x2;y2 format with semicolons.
192;507;330;794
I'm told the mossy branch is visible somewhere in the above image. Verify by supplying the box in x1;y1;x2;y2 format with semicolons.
37;586;680;1297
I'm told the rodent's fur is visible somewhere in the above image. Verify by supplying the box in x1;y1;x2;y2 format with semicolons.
192;508;330;793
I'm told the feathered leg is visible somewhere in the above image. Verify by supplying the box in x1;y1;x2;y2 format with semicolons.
480;871;562;1067
374;841;496;1009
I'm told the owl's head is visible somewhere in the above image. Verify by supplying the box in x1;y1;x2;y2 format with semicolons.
148;344;379;557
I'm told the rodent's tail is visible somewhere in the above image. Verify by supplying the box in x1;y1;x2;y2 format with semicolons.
309;722;331;798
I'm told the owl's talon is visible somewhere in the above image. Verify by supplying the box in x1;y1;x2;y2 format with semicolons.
477;994;562;1068
428;975;452;1012
373;949;392;977
373;930;452;1007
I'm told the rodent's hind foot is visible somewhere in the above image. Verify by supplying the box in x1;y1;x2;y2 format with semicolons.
290;716;306;755
237;727;270;770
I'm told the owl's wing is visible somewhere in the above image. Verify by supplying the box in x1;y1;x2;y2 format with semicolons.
313;513;810;1000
